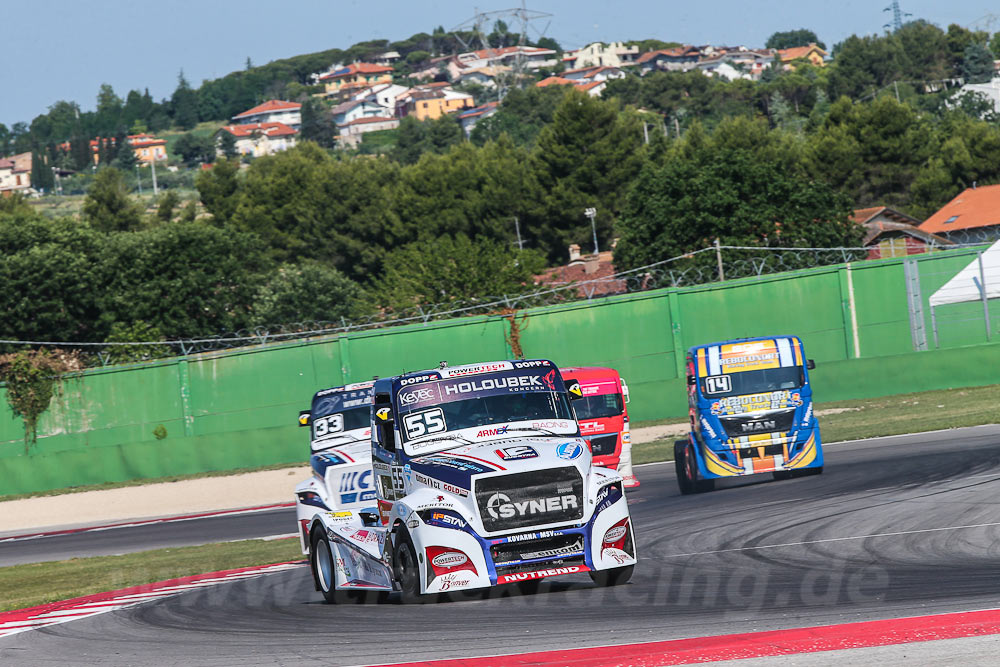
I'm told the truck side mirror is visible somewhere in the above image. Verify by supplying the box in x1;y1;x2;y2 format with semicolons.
564;379;583;400
687;375;696;386
298;410;310;427
375;407;392;423
806;359;816;370
620;379;630;404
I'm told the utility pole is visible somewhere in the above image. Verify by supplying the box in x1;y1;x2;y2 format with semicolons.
513;216;523;250
643;122;649;145
584;207;598;254
136;164;142;195
151;157;159;195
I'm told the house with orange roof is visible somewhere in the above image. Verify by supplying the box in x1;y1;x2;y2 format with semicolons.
318;63;394;95
561;65;626;83
86;135;168;165
457;102;498;137
851;206;952;259
636;46;701;75
919;184;1000;244
217;122;298;157
231;100;302;128
0;152;32;194
396;87;474;121
535;243;626;298
535;76;607;97
776;43;827;68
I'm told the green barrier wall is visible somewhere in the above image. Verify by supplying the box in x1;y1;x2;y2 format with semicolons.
2;253;997;495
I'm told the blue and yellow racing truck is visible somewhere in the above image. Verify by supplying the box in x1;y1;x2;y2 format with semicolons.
674;336;823;494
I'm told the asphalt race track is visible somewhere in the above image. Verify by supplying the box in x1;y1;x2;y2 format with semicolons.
3;425;1000;666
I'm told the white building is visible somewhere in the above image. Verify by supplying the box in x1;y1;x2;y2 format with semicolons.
218;122;298;157
231;100;302;128
0;153;31;193
562;42;639;69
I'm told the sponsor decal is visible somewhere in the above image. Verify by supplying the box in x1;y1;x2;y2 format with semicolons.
497;565;588;584
445;375;544;396
327;511;353;520
556;442;584;460
351;529;379;544
703;374;733;395
505;529;563;543
582;385;601;396
414;472;442;490
338;469;376;504
441;362;511;377
431;512;467;528
399;387;434;406
602;547;632;565
579;420;604;434
710;390;804;416
541;370;557;390
375;407;391;421
412;455;493;473
802;400;812;426
603;526;626;543
400;374;439;386
406;518;420;529
432;552;468;568
478;425;510;437
443;483;469;497
521;537;584;560
741;419;777;433
700;417;718;439
486;492;579;520
513;360;552;368
621;431;631;444
532;420;572;430
436;573;472;590
341;397;369;408
495;445;537;461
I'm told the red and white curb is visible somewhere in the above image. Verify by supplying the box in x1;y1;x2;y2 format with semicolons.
0;502;296;544
369;607;1000;666
0;560;306;639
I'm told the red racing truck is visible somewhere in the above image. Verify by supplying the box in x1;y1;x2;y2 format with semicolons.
560;366;638;488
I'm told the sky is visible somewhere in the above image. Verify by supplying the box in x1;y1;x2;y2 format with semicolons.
2;0;995;127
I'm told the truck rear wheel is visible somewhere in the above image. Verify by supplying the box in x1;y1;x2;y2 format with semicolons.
311;530;339;604
675;441;694;495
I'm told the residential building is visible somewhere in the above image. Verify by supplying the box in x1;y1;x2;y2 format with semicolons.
852;206;951;259
446;45;558;80
217;122;298;157
127;134;168;163
776;43;827;68
331;98;386;126
0;152;32;194
695;59;750;81
455;66;510;89
561;65;626;83
231;100;302;128
536;244;626;298
919;184;1000;244
397;87;474;120
636;46;701;75
951;78;1000;115
337;116;400;149
318;63;394;95
370;51;400;67
457;102;498;137
562;42;639;69
350;83;411;114
535;76;607;97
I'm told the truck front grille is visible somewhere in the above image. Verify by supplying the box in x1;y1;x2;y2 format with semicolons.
719;409;796;439
588;434;618;456
475;468;584;533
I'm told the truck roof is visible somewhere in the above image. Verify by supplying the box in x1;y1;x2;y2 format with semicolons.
686;335;802;355
377;359;559;393
560;366;622;382
313;380;375;398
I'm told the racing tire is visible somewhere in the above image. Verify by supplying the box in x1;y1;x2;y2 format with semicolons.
589;565;634;587
679;442;715;494
393;530;426;604
772;470;793;481
675;441;694;495
311;530;340;604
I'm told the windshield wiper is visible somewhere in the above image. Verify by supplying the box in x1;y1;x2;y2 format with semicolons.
407;432;474;449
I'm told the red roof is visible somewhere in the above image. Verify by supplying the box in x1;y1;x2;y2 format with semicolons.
233;100;301;119
919;184;1000;234
338;116;397;128
221;122;298;138
319;62;394;81
536;76;575;88
777;44;827;61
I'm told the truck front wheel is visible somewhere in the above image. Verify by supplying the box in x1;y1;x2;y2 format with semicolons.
590;565;634;587
393;530;425;604
676;441;714;494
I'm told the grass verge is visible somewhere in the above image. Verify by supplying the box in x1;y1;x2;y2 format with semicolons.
630;384;1000;466
0;538;303;613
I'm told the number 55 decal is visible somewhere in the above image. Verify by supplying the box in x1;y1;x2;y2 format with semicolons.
403;408;446;439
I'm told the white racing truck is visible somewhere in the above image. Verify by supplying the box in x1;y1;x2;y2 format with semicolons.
303;359;637;602
294;381;376;551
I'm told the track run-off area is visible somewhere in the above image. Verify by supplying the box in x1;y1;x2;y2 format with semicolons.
2;425;1000;666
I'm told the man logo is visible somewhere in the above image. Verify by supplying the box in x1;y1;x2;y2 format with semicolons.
741;420;776;433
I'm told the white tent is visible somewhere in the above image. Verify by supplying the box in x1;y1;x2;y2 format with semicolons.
928;240;1000;307
928;239;1000;346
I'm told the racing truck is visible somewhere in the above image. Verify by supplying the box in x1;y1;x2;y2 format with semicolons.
560;366;639;488
294;381;376;552
675;336;823;494
304;359;637;602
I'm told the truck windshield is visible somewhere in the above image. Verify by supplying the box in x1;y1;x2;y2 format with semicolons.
396;369;576;455
573;393;624;420
701;366;804;398
311;393;371;442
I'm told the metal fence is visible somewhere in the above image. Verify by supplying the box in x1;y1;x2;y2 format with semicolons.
2;238;995;367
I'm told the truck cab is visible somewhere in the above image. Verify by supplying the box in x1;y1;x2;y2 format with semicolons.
293;381;375;551
559;366;634;480
304;360;637;602
675;336;823;494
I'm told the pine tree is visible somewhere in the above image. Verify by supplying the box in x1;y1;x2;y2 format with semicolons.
172;71;199;130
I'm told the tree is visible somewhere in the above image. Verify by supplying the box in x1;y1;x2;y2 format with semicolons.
30;150;54;193
614;148;861;273
372;234;546;310
393;115;462;164
114;140;139;171
299;98;337;148
157;190;180;222
962;43;995;84
82;167;143;232
103;320;171;364
95;84;124;136
251;261;365;325
766;29;825;50
195;158;241;224
171;71;199;130
173;132;215;166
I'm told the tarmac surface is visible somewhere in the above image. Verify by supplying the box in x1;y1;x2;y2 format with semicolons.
2;425;1000;666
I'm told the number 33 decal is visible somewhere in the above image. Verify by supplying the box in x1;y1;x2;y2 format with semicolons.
402;408;446;439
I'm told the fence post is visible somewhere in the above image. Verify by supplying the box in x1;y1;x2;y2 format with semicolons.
714;238;725;281
176;359;195;437
837;264;861;359
666;290;686;378
977;251;991;341
903;258;928;351
340;335;352;381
